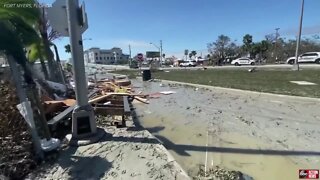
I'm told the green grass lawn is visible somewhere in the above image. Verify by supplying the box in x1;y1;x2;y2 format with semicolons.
113;69;320;98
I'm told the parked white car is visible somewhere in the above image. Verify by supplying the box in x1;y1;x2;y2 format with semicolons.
179;60;197;67
286;52;320;64
231;58;255;66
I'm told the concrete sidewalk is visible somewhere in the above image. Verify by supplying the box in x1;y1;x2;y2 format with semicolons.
30;120;189;180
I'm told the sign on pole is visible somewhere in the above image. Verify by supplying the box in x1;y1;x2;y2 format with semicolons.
137;53;144;61
47;0;88;37
47;0;69;36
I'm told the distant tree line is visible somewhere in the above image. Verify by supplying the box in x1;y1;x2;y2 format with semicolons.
207;34;320;65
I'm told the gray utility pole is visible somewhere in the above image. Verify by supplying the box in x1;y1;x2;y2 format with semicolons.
66;0;98;141
275;28;280;63
294;0;304;71
160;40;163;64
129;44;131;65
150;41;163;65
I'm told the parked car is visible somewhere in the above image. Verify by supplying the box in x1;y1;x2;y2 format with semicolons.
231;58;255;66
286;52;320;64
179;60;197;67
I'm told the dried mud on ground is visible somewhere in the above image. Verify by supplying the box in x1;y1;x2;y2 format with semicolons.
132;79;320;180
29;116;190;180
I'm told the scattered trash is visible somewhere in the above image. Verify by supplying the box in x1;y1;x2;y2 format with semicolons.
290;81;317;85
103;101;111;105
46;80;67;93
164;71;170;73
159;91;176;95
40;138;60;152
248;67;257;73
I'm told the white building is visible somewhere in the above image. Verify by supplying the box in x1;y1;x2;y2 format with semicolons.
84;47;129;64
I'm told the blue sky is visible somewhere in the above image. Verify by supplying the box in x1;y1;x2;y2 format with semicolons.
41;0;320;60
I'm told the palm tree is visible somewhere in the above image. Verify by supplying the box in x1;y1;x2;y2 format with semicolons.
27;41;50;79
38;6;61;83
0;0;51;140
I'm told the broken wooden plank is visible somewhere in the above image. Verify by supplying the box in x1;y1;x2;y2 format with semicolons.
134;96;149;104
48;91;98;128
47;105;74;126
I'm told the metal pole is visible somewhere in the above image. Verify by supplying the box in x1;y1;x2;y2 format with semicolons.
294;0;304;71
67;0;97;138
160;40;162;66
67;0;89;106
275;28;280;63
129;44;131;66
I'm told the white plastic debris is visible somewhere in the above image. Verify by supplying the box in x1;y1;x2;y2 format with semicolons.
159;91;176;95
41;138;60;152
46;80;67;92
103;101;111;105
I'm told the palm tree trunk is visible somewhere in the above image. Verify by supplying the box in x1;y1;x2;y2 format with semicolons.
18;55;52;140
7;55;44;159
38;48;49;80
52;43;66;84
39;7;59;83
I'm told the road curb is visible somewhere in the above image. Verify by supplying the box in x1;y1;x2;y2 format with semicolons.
159;79;320;102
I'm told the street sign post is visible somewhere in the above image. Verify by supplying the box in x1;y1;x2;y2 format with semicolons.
48;0;105;146
47;0;88;37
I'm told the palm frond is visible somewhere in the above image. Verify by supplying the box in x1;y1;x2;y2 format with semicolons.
0;0;40;23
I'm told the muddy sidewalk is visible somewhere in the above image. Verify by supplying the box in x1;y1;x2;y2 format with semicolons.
29;119;189;180
132;79;320;180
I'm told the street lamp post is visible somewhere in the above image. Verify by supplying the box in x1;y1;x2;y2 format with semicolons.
113;51;117;70
83;38;92;66
274;28;280;63
294;0;304;71
150;40;163;66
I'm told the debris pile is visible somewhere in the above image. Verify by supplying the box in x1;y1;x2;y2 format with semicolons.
0;81;37;179
194;165;253;180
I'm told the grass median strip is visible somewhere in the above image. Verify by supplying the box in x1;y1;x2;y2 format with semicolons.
113;69;320;98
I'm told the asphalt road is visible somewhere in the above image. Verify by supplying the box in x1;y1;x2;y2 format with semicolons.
85;63;320;71
160;64;320;70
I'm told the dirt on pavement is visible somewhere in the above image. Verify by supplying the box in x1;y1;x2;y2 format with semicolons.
132;79;320;180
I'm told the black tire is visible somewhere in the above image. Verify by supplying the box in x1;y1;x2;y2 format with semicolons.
315;59;320;64
188;64;192;67
288;60;294;65
235;62;239;66
250;62;255;65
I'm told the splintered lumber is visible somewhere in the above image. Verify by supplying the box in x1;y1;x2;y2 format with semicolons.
89;94;113;104
47;90;98;128
89;93;148;104
134;96;149;104
115;80;131;86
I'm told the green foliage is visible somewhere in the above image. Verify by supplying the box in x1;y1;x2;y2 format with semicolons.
65;44;71;53
27;41;47;63
208;35;237;61
0;0;40;23
0;0;40;66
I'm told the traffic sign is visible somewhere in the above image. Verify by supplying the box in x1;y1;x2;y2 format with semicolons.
47;0;88;37
47;0;68;36
137;53;143;61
